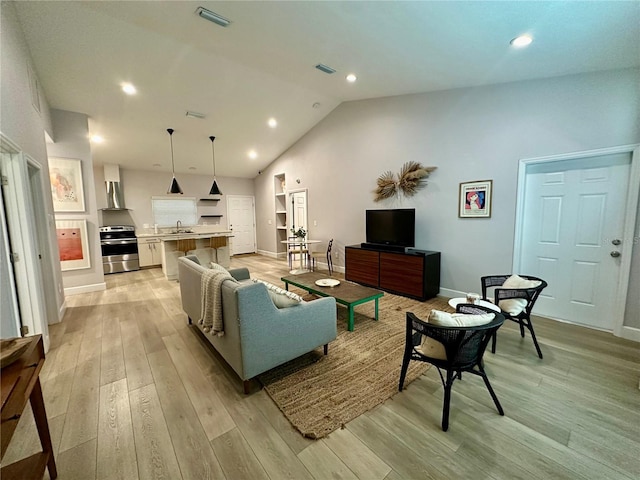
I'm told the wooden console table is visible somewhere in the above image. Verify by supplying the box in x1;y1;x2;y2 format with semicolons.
345;245;441;301
1;335;57;479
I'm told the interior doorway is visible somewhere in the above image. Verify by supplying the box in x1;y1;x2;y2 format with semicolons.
514;145;640;335
0;137;51;350
227;195;256;255
289;189;308;235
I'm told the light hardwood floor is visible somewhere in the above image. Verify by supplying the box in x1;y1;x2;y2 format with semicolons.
4;254;639;479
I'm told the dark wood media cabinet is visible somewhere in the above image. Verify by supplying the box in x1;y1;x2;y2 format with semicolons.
345;245;441;301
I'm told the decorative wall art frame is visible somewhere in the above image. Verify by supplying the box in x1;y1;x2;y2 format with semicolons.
49;157;85;212
459;180;493;218
56;219;91;271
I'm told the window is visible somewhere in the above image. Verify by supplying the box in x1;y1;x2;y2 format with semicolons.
152;196;197;227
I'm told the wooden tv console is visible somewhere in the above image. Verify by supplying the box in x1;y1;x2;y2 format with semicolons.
345;245;441;301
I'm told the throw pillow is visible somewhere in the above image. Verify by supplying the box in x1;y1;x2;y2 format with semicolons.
252;279;303;309
416;309;495;361
498;274;542;316
209;262;228;273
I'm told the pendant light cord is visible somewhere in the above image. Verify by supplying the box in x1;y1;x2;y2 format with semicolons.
210;136;216;177
168;128;176;175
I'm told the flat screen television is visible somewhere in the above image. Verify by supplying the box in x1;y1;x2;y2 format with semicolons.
365;208;415;248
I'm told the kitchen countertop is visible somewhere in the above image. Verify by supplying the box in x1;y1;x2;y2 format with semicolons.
136;230;233;239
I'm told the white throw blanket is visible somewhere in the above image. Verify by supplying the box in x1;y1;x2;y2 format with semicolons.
200;269;233;336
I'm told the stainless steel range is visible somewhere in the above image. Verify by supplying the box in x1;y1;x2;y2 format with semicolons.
99;225;140;274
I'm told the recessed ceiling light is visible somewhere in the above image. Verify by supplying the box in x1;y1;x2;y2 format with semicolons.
346;73;357;83
152;163;161;167
248;150;258;159
267;118;277;128
188;166;197;170
90;135;104;143
121;83;137;95
510;35;533;48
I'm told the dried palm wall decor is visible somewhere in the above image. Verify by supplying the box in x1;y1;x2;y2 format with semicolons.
374;162;437;202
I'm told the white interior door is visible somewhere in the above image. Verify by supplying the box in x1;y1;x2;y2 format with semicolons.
0;183;21;338
289;190;308;233
0;149;49;349
227;195;256;255
519;153;631;329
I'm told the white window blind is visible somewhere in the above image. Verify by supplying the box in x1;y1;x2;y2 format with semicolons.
152;197;197;226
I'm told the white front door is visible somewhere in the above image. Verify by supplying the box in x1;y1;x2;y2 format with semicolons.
227;195;256;255
519;153;631;329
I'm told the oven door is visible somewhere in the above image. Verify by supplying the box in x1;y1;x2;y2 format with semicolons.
100;238;138;257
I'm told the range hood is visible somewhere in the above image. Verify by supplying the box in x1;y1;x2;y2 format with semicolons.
101;164;129;211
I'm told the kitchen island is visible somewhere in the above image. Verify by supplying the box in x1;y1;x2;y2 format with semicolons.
137;230;233;280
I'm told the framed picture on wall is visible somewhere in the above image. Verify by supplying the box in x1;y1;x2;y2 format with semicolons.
56;219;91;271
49;157;85;212
459;180;493;218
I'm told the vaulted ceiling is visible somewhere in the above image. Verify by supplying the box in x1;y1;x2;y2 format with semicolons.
13;1;640;178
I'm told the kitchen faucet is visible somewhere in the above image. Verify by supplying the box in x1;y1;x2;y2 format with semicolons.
176;220;182;233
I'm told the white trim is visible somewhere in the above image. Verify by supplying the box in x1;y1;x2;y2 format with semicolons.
621;326;640;343
256;249;280;259
514;144;640;339
439;287;466;299
64;282;106;296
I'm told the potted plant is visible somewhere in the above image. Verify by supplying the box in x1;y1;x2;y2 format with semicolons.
291;226;306;239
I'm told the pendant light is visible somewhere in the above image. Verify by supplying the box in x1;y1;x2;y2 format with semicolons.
208;135;222;195
166;128;183;194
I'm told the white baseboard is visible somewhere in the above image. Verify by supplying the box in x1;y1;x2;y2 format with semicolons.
621;325;640;342
439;287;465;299
64;282;106;296
256;249;283;259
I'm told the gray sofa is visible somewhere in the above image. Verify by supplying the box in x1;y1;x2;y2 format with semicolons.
177;255;337;392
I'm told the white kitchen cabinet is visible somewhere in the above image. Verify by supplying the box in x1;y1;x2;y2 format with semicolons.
138;237;161;267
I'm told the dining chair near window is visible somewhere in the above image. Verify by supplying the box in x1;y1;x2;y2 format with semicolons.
481;274;547;359
398;304;505;431
310;238;333;275
288;236;309;269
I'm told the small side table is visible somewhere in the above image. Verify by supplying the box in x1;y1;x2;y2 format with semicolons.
448;297;501;313
1;335;57;479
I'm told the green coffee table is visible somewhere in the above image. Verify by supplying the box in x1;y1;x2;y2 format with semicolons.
281;272;384;331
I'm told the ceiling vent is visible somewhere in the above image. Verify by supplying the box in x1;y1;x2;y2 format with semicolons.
315;64;336;74
196;7;231;27
186;110;206;119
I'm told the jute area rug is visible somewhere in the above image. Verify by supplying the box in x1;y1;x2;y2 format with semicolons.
258;292;452;439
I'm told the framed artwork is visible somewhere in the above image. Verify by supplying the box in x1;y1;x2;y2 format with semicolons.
459;180;493;218
56;219;91;271
49;158;85;212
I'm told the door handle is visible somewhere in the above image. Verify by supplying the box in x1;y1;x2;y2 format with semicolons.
610;251;621;258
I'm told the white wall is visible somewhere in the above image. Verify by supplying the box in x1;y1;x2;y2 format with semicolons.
255;69;640;299
47;109;105;292
0;1;64;321
93;167;255;231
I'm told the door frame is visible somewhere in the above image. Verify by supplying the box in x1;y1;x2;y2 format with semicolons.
513;144;640;339
0;133;50;350
225;194;257;255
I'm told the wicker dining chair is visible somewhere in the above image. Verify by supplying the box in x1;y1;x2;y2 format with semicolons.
481;275;548;359
398;304;505;431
